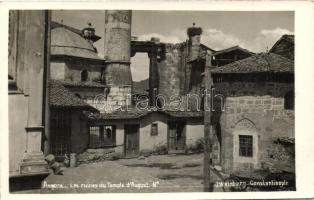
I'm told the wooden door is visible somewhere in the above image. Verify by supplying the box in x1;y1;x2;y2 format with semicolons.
168;121;186;153
168;121;177;152
124;124;139;157
176;121;186;151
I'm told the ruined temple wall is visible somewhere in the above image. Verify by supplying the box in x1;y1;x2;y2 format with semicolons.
156;41;209;111
157;43;184;100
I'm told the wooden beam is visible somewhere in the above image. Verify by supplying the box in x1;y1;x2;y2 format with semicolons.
203;52;214;192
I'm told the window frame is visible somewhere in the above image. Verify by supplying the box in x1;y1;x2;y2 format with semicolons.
89;125;116;148
151;123;158;136
239;135;253;157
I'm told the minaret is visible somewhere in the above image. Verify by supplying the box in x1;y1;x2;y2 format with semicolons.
187;22;202;60
103;10;133;111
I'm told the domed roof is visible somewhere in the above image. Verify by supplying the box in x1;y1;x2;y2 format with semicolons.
51;27;103;61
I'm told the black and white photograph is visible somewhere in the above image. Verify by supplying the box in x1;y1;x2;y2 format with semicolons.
2;4;312;197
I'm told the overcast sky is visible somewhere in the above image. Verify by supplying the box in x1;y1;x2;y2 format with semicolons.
52;10;294;81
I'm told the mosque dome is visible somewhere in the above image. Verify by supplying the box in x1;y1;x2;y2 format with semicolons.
51;26;103;61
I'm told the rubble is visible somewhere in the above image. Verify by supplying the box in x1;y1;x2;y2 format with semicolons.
77;148;115;164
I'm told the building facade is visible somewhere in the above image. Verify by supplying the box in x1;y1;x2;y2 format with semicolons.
211;52;294;173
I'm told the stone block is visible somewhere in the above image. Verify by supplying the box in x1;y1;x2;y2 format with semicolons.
227;99;234;104
264;105;271;110
263;100;271;104
255;100;262;104
227;108;234;114
275;100;283;105
247;100;253;104
242;108;249;113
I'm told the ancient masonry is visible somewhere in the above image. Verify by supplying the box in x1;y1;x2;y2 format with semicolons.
104;10;133;111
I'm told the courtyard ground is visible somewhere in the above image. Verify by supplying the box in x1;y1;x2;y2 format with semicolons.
38;153;223;193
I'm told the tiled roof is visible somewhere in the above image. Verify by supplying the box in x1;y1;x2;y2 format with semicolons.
49;80;97;111
60;80;108;88
270;34;294;60
213;45;254;56
163;111;204;118
89;109;150;120
211;53;294;74
88;109;204;120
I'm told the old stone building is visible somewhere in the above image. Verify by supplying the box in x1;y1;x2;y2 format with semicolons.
49;80;97;160
211;52;294;173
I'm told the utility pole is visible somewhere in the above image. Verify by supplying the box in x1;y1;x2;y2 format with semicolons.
203;52;214;192
44;10;51;156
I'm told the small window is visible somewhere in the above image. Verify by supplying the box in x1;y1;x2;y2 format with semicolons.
89;125;116;148
81;70;88;82
239;135;253;157
103;125;116;146
284;91;294;110
151;123;158;136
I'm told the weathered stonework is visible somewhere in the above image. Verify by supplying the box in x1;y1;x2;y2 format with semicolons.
103;10;133;112
104;86;132;112
214;81;294;173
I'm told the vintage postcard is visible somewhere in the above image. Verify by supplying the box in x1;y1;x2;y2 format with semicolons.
1;1;314;200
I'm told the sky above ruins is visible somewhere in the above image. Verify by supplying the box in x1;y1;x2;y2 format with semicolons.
52;10;294;81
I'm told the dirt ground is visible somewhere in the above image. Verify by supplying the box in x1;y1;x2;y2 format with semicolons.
36;153;223;193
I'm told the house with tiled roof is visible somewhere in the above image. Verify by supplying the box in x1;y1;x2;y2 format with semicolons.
49;22;108;159
49;80;99;160
208;50;294;174
211;52;293;74
212;45;254;67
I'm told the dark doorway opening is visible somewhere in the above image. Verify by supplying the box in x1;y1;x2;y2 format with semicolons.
167;120;186;153
124;124;140;157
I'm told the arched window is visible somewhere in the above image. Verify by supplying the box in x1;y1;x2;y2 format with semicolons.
81;70;88;82
284;91;294;110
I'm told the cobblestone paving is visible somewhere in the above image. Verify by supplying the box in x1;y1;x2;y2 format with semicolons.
40;153;223;193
